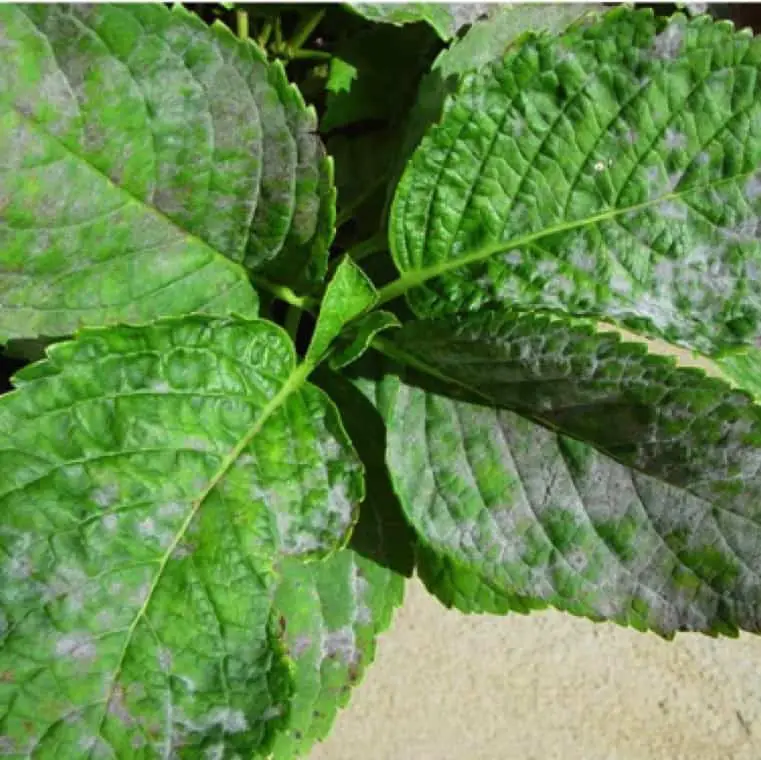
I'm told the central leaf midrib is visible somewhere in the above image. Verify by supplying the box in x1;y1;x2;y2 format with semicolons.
379;169;756;306
94;357;314;737
10;104;264;289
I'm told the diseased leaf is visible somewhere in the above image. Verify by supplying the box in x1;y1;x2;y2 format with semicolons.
435;3;600;81
717;348;761;399
389;311;761;499
388;9;761;354
330;310;401;370
415;544;530;615
307;258;377;364
0;4;333;341
347;3;491;41
0;316;363;756
372;354;761;636
270;549;403;759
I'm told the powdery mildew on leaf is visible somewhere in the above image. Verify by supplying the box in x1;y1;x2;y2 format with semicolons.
0;4;333;342
0;316;364;756
269;549;403;759
364;310;761;634
390;8;761;355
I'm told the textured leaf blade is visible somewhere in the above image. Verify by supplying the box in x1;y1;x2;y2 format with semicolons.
389;9;761;354
0;5;332;341
347;3;490;40
375;359;761;635
0;316;362;756
390;311;761;500
434;3;600;81
307;258;377;364
270;551;403;759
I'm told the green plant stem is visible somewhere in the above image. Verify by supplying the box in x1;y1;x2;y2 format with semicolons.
258;19;273;47
287;8;326;53
236;8;249;40
275;16;284;48
284;305;303;342
289;49;332;62
252;276;318;312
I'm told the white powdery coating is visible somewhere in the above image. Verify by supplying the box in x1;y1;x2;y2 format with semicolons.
55;632;97;662
321;626;360;666
92;484;120;508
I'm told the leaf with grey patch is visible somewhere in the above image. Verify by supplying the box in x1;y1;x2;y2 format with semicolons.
368;351;761;636
386;9;761;355
0;316;363;756
270;550;403;759
0;4;333;342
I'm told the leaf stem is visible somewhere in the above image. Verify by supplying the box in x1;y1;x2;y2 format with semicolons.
287;8;326;53
252;276;318;312
236;8;249;40
258;19;273;47
289;49;332;62
284;305;303;342
274;16;283;49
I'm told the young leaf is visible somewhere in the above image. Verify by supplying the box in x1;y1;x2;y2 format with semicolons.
0;4;333;342
387;9;761;354
329;310;401;370
0;316;363;755
270;550;403;759
717;348;761;399
372;359;761;636
346;3;490;41
307;258;377;363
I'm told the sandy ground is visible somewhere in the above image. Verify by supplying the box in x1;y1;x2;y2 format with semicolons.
310;578;761;760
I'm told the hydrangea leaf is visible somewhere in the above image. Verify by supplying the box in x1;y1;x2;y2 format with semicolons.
717;348;761;399
270;550;404;759
0;316;363;757
371;358;761;635
359;310;761;634
0;4;333;342
307;257;377;364
387;9;761;355
346;3;490;41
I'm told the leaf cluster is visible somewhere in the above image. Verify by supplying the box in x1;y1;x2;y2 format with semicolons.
2;3;761;757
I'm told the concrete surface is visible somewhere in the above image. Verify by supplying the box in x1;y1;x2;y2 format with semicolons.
311;577;761;760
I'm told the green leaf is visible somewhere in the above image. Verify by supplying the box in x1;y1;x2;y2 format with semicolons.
0;4;333;342
363;308;761;634
717;348;761;399
372;355;761;636
270;549;403;759
387;9;761;355
330;310;401;370
388;311;758;493
307;258;377;364
346;3;489;41
326;58;359;95
415;544;531;615
0;316;363;756
434;3;600;81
